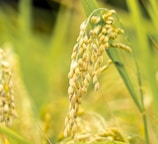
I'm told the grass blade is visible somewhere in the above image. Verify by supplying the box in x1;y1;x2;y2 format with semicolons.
81;0;98;16
0;126;33;144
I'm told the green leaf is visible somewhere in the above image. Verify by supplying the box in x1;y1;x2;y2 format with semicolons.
0;126;33;144
81;0;98;17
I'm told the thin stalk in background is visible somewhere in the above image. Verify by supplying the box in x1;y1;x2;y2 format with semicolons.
48;5;72;92
49;5;72;62
18;0;31;36
149;0;158;33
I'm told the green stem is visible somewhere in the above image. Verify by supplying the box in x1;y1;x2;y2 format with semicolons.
143;114;149;144
135;55;149;144
0;126;33;144
18;0;31;36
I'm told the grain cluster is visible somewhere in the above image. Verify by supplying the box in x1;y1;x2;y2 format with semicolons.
0;49;17;126
64;9;131;137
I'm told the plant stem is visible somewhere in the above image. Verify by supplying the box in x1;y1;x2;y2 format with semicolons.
143;114;149;144
135;54;149;144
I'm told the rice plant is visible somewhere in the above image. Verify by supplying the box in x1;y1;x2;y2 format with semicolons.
0;0;157;144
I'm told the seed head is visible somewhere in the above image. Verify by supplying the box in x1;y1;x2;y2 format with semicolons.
91;15;101;24
64;8;132;138
94;81;100;91
0;48;17;127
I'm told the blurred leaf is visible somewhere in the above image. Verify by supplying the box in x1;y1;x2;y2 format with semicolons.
0;126;33;144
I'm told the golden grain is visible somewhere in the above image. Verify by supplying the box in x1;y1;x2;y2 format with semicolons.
64;8;131;138
0;48;17;127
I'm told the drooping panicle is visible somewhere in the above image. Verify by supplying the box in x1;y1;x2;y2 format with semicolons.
64;8;131;138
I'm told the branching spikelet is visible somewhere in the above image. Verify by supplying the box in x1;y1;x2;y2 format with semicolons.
0;48;17;126
64;8;131;137
61;112;126;144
